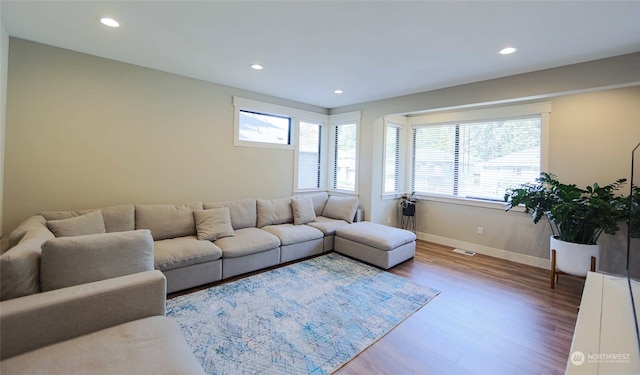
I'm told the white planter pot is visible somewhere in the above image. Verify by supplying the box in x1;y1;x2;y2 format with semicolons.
550;236;600;277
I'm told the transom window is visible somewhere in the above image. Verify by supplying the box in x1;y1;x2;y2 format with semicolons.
238;110;291;145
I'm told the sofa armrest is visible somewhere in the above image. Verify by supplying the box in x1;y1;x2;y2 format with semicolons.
0;270;166;360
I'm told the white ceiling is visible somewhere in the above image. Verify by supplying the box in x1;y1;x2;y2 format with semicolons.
2;1;640;109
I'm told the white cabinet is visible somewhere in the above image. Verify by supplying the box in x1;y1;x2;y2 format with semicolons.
567;272;640;374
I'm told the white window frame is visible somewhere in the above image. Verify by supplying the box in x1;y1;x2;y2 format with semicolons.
233;97;301;150
233;97;331;192
407;102;550;209
328;111;361;194
294;119;328;192
382;115;406;198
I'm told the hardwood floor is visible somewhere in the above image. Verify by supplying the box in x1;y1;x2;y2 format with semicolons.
335;240;585;375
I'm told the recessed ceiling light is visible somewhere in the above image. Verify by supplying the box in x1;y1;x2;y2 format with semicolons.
499;47;517;55
251;64;264;70
100;17;120;28
334;89;343;94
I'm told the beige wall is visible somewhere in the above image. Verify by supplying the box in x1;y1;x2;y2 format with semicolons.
4;37;640;273
0;21;8;238
3;38;326;234
332;54;640;274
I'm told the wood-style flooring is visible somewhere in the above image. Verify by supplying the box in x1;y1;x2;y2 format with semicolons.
335;240;585;375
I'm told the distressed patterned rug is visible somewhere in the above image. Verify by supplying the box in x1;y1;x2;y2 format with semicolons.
166;253;440;375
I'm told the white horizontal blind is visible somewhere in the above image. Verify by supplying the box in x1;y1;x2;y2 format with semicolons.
297;121;322;189
384;125;401;193
333;123;357;191
412;116;541;201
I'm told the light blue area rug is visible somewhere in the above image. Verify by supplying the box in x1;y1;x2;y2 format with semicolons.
166;253;440;375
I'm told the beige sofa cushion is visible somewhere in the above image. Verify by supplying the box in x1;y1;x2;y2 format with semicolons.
153;236;223;272
296;191;329;217
291;198;317;225
41;205;135;233
0;316;206;375
204;199;257;230
262;224;323;246
193;208;234;241
46;210;106;237
335;222;416;251
322;196;359;223
215;228;280;258
307;216;350;235
135;202;202;241
40;230;155;292
256;197;293;228
1;224;54;301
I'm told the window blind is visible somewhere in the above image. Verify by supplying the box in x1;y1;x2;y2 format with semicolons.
412;116;541;201
298;121;322;189
332;123;357;191
384;126;401;193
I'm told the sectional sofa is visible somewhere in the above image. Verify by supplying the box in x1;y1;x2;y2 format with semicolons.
1;191;359;299
0;192;359;373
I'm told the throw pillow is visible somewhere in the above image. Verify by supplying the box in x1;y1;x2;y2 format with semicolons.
291;198;317;225
193;207;235;241
322;196;359;223
46;210;107;237
40;229;154;292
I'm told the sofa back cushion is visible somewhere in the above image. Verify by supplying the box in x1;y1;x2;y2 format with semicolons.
46;210;106;237
256;198;293;228
204;199;256;230
1;224;55;300
7;215;47;251
41;205;135;233
291;198;317;225
135;202;202;241
322;196;359;223
295;192;328;217
40;230;154;292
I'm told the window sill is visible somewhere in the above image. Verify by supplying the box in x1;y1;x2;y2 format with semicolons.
416;193;524;211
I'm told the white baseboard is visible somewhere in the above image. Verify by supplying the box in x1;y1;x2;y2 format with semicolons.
417;232;550;270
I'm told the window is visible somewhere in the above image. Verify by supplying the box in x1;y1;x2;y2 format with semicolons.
332;123;357;191
384;123;401;194
238;110;291;145
409;103;549;203
329;111;360;193
297;121;323;190
233;97;298;150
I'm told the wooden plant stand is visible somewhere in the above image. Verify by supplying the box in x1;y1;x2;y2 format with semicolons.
550;249;596;289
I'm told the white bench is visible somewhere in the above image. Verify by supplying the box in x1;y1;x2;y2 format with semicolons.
334;222;416;269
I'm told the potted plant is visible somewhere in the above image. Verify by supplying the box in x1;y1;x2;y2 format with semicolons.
400;192;417;216
504;172;627;282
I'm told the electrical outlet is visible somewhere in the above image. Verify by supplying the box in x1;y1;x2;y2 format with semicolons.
387;216;391;224
477;226;484;235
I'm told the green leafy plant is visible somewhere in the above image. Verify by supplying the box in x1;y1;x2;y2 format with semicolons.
628;185;640;239
504;172;627;245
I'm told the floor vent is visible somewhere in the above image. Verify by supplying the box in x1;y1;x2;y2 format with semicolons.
453;248;476;256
